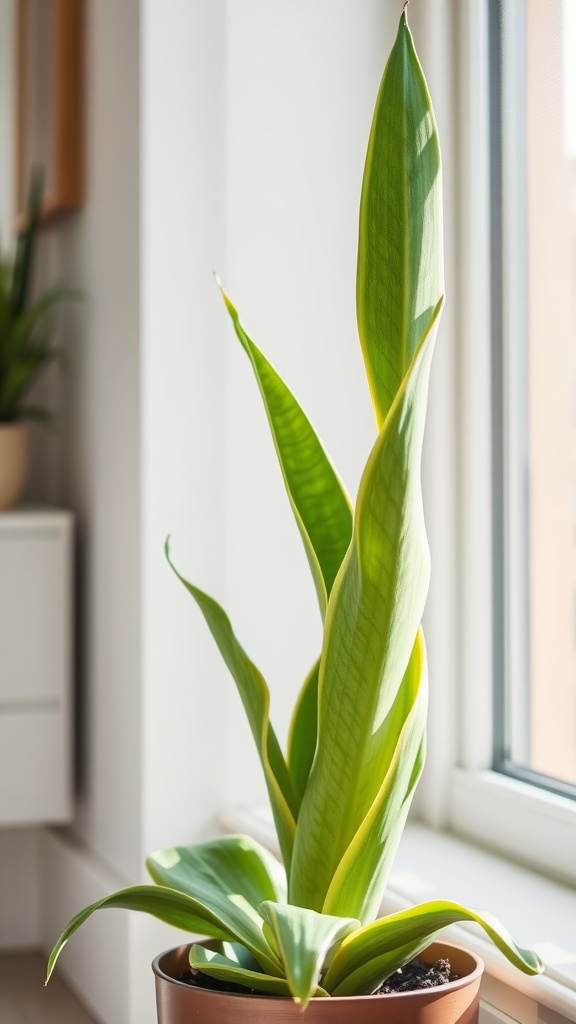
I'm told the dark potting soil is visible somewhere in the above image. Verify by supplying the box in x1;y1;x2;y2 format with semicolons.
178;957;458;997
377;957;458;994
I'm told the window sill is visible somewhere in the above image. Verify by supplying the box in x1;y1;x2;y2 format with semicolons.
220;806;576;1023
449;770;576;887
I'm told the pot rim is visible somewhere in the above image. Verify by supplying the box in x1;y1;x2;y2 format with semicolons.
152;939;484;1003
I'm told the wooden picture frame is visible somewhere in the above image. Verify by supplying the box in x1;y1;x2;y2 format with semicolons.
15;0;84;224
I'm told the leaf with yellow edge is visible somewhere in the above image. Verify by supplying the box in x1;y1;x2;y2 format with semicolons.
219;284;353;618
322;628;427;922
166;541;298;872
357;11;443;430
323;900;544;995
289;302;441;917
286;659;319;803
259;901;358;1008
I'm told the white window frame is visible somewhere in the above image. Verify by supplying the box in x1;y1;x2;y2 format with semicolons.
417;0;576;886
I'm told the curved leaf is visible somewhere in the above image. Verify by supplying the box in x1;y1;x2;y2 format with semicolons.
289;302;441;916
189;944;296;997
147;834;286;906
166;541;298;871
147;834;286;974
286;659;319;802
357;11;443;430
259;901;358;1007
46;885;235;984
219;284;353;617
329;938;425;996
324;900;544;995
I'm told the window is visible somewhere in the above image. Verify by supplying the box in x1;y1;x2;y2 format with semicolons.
491;0;576;797
437;0;576;885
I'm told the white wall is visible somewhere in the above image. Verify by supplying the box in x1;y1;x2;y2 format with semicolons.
140;0;228;854
55;0;143;884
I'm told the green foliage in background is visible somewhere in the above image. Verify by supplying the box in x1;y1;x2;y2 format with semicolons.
0;171;74;423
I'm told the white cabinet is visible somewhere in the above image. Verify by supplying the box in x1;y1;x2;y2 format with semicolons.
0;509;73;824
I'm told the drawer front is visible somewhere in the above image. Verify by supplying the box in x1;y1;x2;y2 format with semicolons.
0;529;69;706
0;708;71;823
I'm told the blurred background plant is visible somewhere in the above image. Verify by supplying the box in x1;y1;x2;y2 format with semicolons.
0;168;76;425
0;168;78;509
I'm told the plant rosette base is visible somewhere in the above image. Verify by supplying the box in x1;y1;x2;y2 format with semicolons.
0;423;29;510
152;940;484;1024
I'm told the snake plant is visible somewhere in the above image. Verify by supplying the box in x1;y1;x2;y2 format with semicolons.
47;12;543;1007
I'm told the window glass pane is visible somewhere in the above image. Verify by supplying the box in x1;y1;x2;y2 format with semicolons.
495;0;576;792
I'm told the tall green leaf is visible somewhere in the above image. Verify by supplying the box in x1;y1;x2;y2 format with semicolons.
357;11;443;429
259;902;358;1007
166;541;298;871
289;10;443;916
322;628;427;922
219;284;353;617
323;900;544;995
286;659;319;803
289;302;441;915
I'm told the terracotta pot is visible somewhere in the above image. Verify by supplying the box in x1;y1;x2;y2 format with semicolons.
0;423;29;510
153;940;484;1024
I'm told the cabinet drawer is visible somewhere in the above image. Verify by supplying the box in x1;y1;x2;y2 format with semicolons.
0;708;71;823
0;529;69;706
0;509;73;825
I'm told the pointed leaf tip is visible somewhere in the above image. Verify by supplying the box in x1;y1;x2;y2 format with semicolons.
219;288;352;616
260;901;358;1006
164;547;298;868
